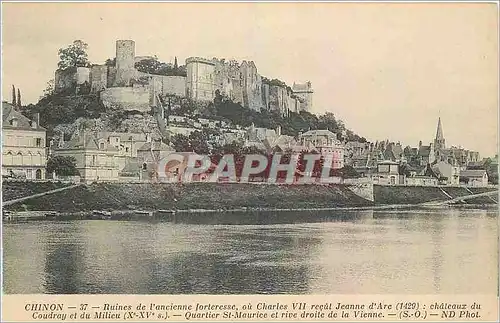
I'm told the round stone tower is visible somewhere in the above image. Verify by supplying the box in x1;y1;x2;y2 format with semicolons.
114;40;136;87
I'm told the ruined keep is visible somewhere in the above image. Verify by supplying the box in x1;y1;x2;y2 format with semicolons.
114;40;136;87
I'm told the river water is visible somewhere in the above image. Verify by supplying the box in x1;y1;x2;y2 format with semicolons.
2;208;498;294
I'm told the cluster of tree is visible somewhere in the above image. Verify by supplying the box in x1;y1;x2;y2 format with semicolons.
163;90;367;143
57;40;91;70
20;93;105;135
46;156;80;177
207;90;367;142
11;85;22;108
134;56;187;77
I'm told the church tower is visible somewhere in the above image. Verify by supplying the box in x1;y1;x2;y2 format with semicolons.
434;117;446;151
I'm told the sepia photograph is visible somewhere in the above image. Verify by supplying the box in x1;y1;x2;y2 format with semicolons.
1;1;498;300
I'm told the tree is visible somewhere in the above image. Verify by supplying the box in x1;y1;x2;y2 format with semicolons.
11;85;16;106
17;88;22;107
43;79;55;97
105;57;116;66
483;158;499;184
171;134;191;152
46;156;80;176
135;57;187;77
135;57;162;75
58;40;90;70
188;130;210;155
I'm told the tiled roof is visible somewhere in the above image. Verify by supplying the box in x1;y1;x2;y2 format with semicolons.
300;129;338;139
2;102;45;131
418;145;431;157
137;141;173;152
460;170;487;178
98;131;149;142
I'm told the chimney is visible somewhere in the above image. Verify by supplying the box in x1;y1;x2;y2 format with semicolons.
59;131;64;148
419;140;422;148
276;125;281;136
31;113;40;128
79;127;86;145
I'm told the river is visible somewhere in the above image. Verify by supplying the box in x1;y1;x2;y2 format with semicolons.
2;207;498;294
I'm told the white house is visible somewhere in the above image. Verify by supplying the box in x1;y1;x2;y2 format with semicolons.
460;169;489;187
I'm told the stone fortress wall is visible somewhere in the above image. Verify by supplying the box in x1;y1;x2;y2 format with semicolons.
54;40;314;115
55;67;90;91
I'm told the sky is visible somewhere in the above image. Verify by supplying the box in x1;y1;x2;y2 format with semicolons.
2;2;498;157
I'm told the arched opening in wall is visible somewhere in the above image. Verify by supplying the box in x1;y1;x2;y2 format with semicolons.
26;152;33;165
36;152;43;165
14;152;23;165
35;169;42;180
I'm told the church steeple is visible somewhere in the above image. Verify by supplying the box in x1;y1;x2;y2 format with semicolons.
434;117;446;151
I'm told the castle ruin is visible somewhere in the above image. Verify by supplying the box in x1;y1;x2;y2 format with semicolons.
54;40;314;115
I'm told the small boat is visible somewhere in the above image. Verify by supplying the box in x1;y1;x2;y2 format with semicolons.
92;210;112;218
45;211;58;218
135;210;154;216
3;210;13;220
158;209;175;214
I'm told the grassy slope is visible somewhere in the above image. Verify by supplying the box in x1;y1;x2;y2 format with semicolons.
4;182;373;212
2;181;73;202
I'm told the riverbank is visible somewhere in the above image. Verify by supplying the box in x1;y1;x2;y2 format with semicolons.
3;182;374;212
373;185;497;204
2;181;497;214
4;203;497;224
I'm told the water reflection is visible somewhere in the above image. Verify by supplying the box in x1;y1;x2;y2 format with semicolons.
3;208;498;295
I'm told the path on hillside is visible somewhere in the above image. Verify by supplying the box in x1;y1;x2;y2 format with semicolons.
3;183;82;206
420;190;498;206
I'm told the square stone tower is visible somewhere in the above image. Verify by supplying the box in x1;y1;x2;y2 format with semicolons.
114;40;136;87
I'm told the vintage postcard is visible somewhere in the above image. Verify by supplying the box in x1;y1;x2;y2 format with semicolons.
1;1;499;322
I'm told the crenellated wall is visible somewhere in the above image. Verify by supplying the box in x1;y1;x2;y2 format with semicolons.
153;75;186;97
55;67;90;91
54;39;313;116
90;65;108;92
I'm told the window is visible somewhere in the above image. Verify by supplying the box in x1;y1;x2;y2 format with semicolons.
99;142;105;150
35;138;42;147
125;147;129;153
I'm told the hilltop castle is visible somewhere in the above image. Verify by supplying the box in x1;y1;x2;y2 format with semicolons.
55;40;313;115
